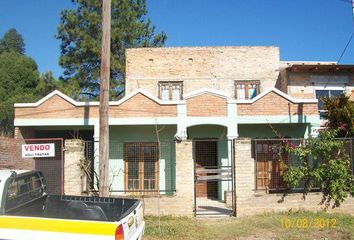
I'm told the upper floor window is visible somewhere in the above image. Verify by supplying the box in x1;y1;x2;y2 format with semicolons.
315;87;344;118
158;81;183;101
235;80;260;100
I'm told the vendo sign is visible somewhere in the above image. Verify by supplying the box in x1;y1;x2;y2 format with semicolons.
22;143;55;158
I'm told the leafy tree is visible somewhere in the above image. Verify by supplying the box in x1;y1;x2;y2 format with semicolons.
0;93;38;136
56;0;167;99
282;130;354;208
0;28;25;54
36;71;60;96
322;94;354;137
0;51;39;135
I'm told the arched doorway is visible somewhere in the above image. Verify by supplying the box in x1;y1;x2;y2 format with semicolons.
187;124;234;216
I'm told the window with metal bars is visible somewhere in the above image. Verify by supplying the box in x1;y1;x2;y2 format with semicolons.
254;139;353;192
254;140;291;192
124;142;159;194
235;80;260;100
158;81;183;101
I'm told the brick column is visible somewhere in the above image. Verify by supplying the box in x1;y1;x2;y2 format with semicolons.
64;139;85;195
234;138;254;216
175;140;194;215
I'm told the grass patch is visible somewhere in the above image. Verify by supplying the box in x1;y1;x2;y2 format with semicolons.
144;211;354;240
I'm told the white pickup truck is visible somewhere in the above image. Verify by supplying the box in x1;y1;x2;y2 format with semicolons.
0;170;145;240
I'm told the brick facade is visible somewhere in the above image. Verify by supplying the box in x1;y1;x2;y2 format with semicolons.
15;95;98;119
126;47;280;97
284;67;354;99
186;94;227;117
15;92;177;119
237;91;318;116
13;46;353;218
15;47;327;121
0;137;33;170
110;93;177;117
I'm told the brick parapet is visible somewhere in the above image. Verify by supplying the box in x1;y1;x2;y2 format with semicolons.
15;93;177;119
237;91;318;116
186;94;227;117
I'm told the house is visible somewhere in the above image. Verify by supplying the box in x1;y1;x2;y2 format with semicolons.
13;47;354;216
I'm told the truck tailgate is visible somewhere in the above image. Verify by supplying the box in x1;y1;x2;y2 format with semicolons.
0;203;145;240
118;201;145;240
0;216;119;240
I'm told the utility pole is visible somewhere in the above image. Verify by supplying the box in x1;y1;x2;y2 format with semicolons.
99;0;111;197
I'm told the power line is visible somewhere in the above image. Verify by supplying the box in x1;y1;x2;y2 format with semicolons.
337;31;354;64
309;0;354;115
316;0;354;98
319;31;354;93
306;28;353;117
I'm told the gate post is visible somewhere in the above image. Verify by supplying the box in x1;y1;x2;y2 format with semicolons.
234;138;254;217
64;139;85;195
175;140;194;216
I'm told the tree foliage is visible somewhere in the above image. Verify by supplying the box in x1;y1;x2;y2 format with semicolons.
322;94;354;137
36;71;60;96
0;28;25;54
282;130;354;208
0;51;39;135
0;29;63;135
56;0;167;99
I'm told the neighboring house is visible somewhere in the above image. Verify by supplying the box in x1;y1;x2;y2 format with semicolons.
281;63;354;122
13;47;354;216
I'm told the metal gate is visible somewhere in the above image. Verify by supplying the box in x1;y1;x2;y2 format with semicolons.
193;139;235;217
29;138;64;195
0;138;64;195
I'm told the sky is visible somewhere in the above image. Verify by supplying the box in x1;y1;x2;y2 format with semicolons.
0;0;353;78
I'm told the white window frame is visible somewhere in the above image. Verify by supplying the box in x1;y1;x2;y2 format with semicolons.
235;80;260;100
158;81;183;101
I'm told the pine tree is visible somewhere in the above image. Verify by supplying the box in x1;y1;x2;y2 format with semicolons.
0;28;25;54
56;0;167;99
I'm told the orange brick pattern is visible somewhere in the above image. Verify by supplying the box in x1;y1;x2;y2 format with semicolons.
15;93;177;119
15;95;98;119
109;93;177;117
237;92;318;116
186;94;227;117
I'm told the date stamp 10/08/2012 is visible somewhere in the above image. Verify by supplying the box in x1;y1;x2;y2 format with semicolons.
280;217;337;229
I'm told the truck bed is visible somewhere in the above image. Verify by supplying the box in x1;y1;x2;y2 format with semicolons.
44;195;139;221
7;194;140;222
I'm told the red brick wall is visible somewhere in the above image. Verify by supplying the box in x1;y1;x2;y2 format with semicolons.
0;137;34;170
237;92;318;116
186;94;227;117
